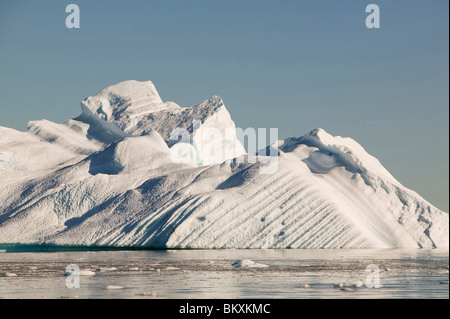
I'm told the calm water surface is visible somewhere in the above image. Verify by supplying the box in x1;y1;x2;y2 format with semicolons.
0;248;448;299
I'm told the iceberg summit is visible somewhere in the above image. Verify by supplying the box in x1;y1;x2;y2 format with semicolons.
0;80;448;248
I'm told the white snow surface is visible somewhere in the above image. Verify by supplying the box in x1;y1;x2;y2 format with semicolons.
0;80;448;248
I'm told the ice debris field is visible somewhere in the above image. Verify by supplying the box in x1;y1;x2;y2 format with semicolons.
0;80;448;248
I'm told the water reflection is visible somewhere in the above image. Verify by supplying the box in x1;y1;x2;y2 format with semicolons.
0;249;448;299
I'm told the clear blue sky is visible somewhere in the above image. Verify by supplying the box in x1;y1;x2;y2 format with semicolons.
0;0;448;211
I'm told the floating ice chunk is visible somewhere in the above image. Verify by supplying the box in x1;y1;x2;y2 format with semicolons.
164;267;180;271
79;270;96;276
99;267;117;272
129;267;139;271
232;259;269;268
231;259;255;267
334;280;363;288
298;284;310;288
106;285;123;290
232;259;254;267
250;263;269;268
350;280;364;288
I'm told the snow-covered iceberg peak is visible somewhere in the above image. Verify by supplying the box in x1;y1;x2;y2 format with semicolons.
276;128;449;248
79;80;246;164
278;128;397;184
80;80;181;131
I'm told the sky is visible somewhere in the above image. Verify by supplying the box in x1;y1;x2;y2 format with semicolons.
0;0;448;211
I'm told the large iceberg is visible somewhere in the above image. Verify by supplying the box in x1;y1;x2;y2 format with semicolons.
0;80;447;248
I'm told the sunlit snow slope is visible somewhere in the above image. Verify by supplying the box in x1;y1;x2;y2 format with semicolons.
0;80;448;248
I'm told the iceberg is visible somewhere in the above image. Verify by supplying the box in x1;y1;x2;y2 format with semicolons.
0;80;447;248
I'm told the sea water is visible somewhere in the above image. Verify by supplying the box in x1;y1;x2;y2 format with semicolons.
0;248;448;299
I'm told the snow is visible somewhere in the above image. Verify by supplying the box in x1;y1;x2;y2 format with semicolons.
81;80;174;124
0;126;84;171
27;119;103;155
79;81;246;164
0;80;448;249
